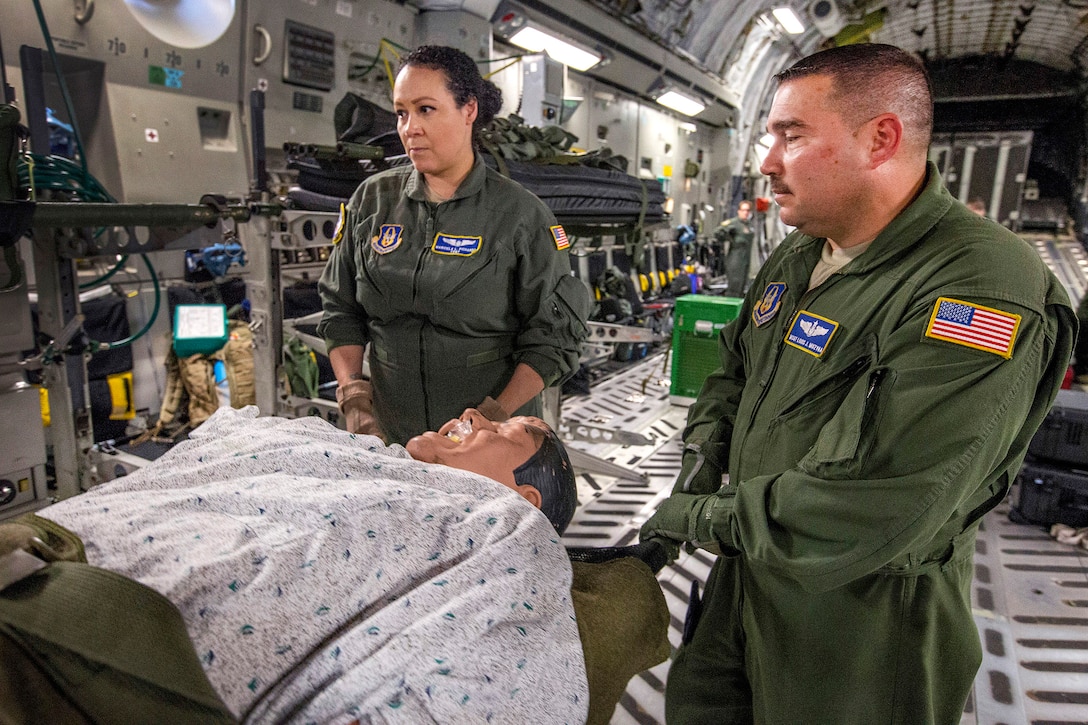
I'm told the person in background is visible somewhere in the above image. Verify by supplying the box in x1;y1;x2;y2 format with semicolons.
967;197;987;216
713;199;755;296
641;43;1075;723
318;45;591;445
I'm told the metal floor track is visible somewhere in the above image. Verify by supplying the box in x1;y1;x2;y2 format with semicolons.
558;352;1088;725
1025;232;1088;305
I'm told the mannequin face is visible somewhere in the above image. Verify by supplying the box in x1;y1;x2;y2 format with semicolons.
406;411;549;508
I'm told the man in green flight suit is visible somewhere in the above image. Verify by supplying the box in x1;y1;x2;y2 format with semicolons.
713;199;755;296
641;44;1076;723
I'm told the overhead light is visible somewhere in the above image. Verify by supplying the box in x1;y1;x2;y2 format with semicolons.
655;90;706;117
772;7;806;34
508;26;603;72
678;121;697;133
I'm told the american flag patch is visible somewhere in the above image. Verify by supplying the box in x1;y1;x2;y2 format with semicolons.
550;225;570;250
925;297;1021;358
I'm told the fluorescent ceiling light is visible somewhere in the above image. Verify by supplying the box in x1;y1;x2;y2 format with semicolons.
656;90;706;117
509;26;602;72
678;121;697;133
772;7;805;34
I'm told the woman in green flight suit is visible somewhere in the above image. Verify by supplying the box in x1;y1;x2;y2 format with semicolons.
318;45;591;445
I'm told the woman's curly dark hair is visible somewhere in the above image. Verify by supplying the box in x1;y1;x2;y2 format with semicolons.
402;45;502;139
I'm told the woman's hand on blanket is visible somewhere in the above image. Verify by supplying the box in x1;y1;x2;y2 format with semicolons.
336;380;388;442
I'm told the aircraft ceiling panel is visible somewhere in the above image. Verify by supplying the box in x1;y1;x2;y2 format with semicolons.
583;0;1088;90
872;0;1088;76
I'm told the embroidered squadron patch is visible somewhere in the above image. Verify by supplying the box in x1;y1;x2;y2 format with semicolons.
753;283;787;327
332;203;346;245
371;224;403;255
924;297;1020;358
784;310;840;357
550;225;570;250
432;233;482;256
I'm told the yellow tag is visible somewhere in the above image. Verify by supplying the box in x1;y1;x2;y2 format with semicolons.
107;371;136;420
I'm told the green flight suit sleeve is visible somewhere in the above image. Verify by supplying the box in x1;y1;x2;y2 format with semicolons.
510;210;591;386
688;282;1074;594
317;198;369;351
713;221;732;246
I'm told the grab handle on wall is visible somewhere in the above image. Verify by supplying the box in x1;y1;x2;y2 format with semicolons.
253;24;272;65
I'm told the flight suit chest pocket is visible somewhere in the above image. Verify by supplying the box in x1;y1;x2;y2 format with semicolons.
424;231;502;309
799;364;895;474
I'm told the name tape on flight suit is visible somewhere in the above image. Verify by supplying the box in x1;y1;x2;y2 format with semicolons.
371;224;403;254
784;310;839;357
924;297;1020;358
432;233;482;256
551;225;570;250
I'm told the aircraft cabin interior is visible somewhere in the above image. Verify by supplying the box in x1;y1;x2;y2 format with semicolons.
3;0;1088;722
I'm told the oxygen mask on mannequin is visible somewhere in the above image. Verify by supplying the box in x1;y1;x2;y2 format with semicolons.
446;419;472;443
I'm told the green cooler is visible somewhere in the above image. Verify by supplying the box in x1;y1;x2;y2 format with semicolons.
670;294;743;404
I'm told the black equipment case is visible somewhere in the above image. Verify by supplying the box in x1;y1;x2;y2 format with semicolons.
1028;389;1088;467
1012;458;1088;527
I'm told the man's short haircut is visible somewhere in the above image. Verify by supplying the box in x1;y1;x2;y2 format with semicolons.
514;427;578;534
774;43;933;154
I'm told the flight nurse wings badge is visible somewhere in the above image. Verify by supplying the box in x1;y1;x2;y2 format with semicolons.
785;310;840;357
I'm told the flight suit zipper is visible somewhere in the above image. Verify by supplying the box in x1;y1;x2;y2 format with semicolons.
866;368;886;402
412;202;438;304
415;202;440;426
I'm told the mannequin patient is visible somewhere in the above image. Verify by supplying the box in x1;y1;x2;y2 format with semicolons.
36;406;589;723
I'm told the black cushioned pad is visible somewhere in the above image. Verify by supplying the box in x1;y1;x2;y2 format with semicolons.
289;154;667;225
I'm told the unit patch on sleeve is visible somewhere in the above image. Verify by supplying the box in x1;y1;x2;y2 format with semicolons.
432;233;482;256
925;297;1020;358
550;225;570;250
784;310;839;357
371;224;403;255
332;203;346;245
